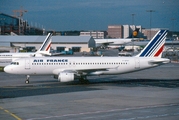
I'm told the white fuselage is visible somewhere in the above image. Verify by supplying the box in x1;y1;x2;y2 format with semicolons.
4;56;169;76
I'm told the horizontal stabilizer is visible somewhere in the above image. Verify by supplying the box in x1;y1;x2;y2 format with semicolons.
148;59;170;64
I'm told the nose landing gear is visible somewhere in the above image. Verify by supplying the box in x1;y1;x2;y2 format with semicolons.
25;75;30;84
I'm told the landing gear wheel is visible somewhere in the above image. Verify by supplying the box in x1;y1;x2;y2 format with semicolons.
25;80;29;84
79;76;89;84
25;75;30;84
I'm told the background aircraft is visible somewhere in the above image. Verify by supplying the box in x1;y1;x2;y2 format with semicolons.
94;38;132;49
0;33;52;67
95;28;141;50
4;30;169;84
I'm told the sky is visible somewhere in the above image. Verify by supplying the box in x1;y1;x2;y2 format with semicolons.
0;0;179;31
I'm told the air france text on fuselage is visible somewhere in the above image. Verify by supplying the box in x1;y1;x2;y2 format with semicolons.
33;59;68;62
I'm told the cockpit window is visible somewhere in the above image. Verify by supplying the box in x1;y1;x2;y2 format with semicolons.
11;62;19;65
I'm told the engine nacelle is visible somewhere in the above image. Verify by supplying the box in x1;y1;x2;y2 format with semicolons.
58;72;74;82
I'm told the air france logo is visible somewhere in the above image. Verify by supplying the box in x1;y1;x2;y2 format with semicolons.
33;59;43;62
46;59;68;62
33;59;68;62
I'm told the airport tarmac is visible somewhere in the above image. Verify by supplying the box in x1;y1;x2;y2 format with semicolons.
0;63;179;120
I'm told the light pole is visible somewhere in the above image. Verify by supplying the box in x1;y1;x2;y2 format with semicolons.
131;13;136;35
171;18;176;50
146;10;155;40
0;18;5;35
171;18;176;36
131;14;135;55
131;14;135;26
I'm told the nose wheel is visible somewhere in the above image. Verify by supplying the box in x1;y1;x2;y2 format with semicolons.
25;75;30;84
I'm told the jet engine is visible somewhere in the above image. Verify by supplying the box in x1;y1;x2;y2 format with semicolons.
57;72;74;82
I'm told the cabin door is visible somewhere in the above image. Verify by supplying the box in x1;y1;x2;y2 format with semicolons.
25;59;30;69
135;58;140;69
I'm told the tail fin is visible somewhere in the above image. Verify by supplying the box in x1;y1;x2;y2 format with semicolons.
36;33;52;56
136;30;168;57
127;28;140;38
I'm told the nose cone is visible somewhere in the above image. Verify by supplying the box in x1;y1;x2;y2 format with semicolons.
4;65;13;74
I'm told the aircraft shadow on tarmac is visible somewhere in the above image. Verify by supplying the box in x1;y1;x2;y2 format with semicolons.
0;79;179;99
0;83;102;99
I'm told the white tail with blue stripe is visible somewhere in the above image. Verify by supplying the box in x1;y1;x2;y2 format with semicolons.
36;33;52;56
136;30;168;58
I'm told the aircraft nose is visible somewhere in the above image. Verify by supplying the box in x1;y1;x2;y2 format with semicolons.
4;66;13;73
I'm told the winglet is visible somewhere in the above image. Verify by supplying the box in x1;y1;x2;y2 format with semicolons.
136;30;168;57
36;33;52;56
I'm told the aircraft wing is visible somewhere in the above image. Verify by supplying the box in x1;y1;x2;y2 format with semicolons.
99;41;131;46
100;42;114;44
52;67;116;76
51;52;66;56
35;52;51;56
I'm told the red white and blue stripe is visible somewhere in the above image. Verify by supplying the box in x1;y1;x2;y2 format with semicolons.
39;33;52;52
137;30;168;57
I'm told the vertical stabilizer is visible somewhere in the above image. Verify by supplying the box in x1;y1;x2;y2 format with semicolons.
136;30;168;57
36;33;52;56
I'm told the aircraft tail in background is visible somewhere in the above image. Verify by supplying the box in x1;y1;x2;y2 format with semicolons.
35;33;52;56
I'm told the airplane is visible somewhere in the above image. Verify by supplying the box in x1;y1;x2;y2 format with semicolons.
4;30;170;84
94;28;140;50
94;28;140;51
94;38;132;49
0;33;52;67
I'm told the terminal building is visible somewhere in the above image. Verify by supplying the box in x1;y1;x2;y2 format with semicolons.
80;31;105;39
142;28;160;40
0;13;45;35
0;36;96;53
107;25;123;38
107;25;143;39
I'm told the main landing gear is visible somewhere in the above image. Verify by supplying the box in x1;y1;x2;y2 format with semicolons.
79;76;89;84
25;75;30;84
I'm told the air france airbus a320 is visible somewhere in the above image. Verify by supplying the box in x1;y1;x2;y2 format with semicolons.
4;30;170;84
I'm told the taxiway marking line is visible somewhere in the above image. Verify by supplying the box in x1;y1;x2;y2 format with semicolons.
0;106;22;120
